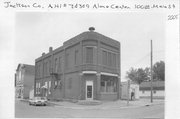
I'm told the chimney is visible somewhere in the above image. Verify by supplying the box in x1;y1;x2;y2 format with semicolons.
89;27;95;32
49;47;53;52
42;52;45;56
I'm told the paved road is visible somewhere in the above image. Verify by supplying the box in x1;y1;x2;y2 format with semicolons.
15;100;164;118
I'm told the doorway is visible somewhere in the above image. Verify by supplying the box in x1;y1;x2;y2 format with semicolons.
86;80;93;100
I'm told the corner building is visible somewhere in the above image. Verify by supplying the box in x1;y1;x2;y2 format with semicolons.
15;64;35;99
35;28;121;101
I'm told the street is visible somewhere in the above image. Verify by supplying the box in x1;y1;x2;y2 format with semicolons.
15;99;164;118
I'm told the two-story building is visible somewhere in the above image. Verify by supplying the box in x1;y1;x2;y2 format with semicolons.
15;64;35;99
35;27;121;101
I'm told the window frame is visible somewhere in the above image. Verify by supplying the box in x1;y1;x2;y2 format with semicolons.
58;57;62;72
74;50;79;65
102;50;107;65
100;75;117;93
54;58;58;73
65;53;69;69
101;48;118;68
85;46;94;64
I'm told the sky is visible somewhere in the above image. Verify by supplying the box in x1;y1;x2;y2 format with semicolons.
15;12;165;81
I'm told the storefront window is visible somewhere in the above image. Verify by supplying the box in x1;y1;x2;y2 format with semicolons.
100;75;117;92
100;81;105;92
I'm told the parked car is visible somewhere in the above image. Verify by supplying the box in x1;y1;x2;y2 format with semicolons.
29;97;48;106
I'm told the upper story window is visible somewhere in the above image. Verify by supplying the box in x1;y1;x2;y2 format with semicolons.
37;64;41;78
112;53;116;67
107;52;112;66
102;51;107;65
49;59;51;74
75;50;78;65
19;71;22;80
35;65;38;78
65;53;69;69
43;62;46;76
86;47;93;64
54;58;58;73
45;62;48;76
46;62;49;75
58;57;62;72
102;49;117;68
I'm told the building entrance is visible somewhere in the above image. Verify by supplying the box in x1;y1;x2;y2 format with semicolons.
86;80;93;100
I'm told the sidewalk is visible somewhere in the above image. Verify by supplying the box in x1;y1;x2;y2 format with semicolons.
48;98;164;110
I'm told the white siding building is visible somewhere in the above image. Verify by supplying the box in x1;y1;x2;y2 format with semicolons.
139;81;165;99
121;81;139;100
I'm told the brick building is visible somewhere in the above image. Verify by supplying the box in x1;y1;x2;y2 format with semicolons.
15;64;35;99
35;27;121;101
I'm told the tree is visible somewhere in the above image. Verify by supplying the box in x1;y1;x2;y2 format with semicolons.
144;67;150;81
126;67;149;84
126;61;165;84
153;61;165;81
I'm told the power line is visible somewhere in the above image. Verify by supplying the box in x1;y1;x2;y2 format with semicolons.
130;50;165;67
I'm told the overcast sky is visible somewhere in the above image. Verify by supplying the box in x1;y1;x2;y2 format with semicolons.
15;12;165;80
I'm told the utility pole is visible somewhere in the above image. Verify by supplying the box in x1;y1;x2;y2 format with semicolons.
127;80;130;106
150;40;153;103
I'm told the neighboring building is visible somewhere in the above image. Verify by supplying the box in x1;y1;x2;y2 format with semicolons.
121;81;139;100
139;81;165;99
15;64;35;99
35;27;121;101
29;86;34;99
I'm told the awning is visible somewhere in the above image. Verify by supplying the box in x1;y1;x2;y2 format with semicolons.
82;71;97;74
100;72;119;77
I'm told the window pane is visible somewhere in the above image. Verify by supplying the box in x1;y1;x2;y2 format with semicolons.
101;75;117;92
65;53;69;68
59;57;61;72
102;51;107;65
86;47;93;63
55;58;58;72
112;53;116;67
75;50;78;65
49;60;51;74
100;81;105;92
108;52;112;66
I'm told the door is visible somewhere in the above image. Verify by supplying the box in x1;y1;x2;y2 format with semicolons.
86;81;93;100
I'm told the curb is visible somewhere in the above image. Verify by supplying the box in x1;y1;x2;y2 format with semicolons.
50;102;164;110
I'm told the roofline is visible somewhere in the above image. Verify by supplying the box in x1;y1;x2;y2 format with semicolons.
16;63;35;71
35;30;120;63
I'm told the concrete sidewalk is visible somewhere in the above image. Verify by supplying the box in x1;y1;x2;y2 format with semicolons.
48;98;164;110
